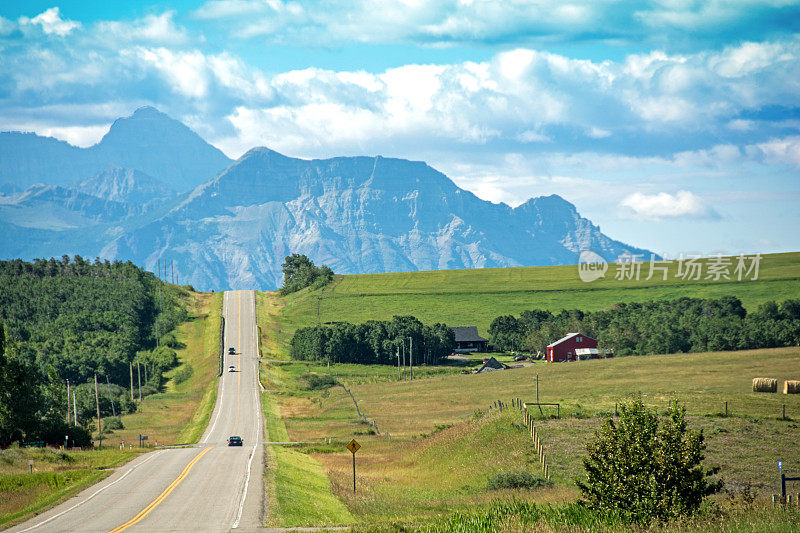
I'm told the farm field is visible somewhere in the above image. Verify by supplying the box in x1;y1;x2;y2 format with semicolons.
279;251;800;343
260;347;800;526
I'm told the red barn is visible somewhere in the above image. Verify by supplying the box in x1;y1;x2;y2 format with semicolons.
546;333;597;362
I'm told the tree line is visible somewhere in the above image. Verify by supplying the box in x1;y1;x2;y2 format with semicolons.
290;316;455;365
488;296;800;356
0;256;188;446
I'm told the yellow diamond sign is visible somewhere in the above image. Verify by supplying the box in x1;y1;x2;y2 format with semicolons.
347;439;361;454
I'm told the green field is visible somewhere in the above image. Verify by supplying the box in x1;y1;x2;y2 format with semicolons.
262;347;800;527
258;252;800;529
280;252;800;344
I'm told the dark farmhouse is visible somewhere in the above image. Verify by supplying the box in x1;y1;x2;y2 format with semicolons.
546;332;598;362
450;326;488;353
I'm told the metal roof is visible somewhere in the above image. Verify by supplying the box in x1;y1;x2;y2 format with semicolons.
547;332;596;348
450;326;488;343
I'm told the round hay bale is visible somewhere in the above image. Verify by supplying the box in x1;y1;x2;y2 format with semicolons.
752;377;778;393
784;380;800;394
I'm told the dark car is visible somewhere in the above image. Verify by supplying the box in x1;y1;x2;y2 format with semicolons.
227;435;243;446
228;347;236;355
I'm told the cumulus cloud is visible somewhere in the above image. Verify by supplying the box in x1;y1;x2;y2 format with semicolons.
21;7;81;37
619;191;719;220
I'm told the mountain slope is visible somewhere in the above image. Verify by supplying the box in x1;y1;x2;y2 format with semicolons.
70;166;176;215
0;107;231;192
104;148;651;290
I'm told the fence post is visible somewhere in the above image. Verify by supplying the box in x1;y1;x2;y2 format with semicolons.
724;401;728;417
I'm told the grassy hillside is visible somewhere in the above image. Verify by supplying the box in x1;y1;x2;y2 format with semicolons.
263;347;800;526
279;252;800;343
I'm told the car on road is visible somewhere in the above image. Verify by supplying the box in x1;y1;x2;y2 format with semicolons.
227;435;243;446
228;365;236;372
228;347;235;355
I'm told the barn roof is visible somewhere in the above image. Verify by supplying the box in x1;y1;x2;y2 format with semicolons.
450;326;488;343
547;332;596;348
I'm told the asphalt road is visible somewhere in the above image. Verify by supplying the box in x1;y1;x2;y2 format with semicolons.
10;290;265;533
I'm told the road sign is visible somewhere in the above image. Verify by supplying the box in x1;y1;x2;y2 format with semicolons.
779;461;783;470
347;439;361;493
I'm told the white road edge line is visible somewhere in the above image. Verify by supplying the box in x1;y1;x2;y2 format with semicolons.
203;292;228;444
232;292;261;530
18;451;164;532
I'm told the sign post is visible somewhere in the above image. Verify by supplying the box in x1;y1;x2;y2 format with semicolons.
347;439;361;493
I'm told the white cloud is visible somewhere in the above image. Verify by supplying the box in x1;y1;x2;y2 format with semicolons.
191;0;800;51
97;12;190;45
619;190;719;220
751;136;800;169
135;48;211;99
22;7;81;37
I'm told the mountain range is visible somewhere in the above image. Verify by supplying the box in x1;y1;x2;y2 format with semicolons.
0;107;652;290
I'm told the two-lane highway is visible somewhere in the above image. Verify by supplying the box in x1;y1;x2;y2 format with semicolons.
10;290;264;533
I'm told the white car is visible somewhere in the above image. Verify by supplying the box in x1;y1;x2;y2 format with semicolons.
228;365;235;372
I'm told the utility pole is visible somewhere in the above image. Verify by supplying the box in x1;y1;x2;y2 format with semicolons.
94;374;102;449
137;355;142;401
130;362;134;401
401;341;405;380
73;391;77;428
66;379;71;426
409;337;413;381
106;374;115;417
171;260;174;284
397;347;400;381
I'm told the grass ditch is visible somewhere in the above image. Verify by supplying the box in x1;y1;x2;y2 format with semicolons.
0;447;144;528
261;368;353;527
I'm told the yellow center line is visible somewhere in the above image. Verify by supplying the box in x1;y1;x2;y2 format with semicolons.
107;447;213;533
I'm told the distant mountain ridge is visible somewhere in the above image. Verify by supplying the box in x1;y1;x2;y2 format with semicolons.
0;107;231;192
0;109;653;290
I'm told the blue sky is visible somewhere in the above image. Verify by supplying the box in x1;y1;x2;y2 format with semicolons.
1;1;799;257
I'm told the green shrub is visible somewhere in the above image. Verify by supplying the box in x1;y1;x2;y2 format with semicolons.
304;373;338;390
577;398;722;524
487;470;550;490
102;417;124;431
173;364;194;385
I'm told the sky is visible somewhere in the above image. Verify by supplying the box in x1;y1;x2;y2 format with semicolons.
1;1;799;258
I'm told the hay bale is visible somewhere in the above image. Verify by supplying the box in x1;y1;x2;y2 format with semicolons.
753;378;778;393
784;380;800;394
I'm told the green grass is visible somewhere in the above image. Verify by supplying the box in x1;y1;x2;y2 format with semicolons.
108;291;222;447
258;253;800;528
260;346;800;525
281;252;800;341
0;447;143;528
260;349;353;527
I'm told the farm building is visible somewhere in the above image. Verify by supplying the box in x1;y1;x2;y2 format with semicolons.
476;357;508;373
450;326;489;353
546;333;597;362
